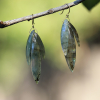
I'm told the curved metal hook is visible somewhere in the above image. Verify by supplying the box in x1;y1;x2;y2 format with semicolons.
29;14;38;34
60;4;70;16
61;4;71;23
66;4;70;18
29;14;35;34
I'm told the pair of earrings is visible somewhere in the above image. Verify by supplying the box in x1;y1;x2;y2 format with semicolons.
61;5;80;72
26;5;80;84
26;19;45;84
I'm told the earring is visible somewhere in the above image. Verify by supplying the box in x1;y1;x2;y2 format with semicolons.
26;18;45;84
60;4;80;72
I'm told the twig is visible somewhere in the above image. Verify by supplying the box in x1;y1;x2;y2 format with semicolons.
0;0;85;28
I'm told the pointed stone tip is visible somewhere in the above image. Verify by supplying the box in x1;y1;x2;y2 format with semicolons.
71;70;74;72
70;68;74;72
35;81;39;84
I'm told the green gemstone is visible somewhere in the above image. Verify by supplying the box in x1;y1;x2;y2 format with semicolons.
61;19;76;72
30;31;45;84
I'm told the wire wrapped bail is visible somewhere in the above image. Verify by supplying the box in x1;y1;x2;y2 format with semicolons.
60;4;70;22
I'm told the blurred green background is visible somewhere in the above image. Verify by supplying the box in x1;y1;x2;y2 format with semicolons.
0;0;100;100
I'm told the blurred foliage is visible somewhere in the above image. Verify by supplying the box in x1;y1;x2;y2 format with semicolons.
0;0;100;97
82;0;100;10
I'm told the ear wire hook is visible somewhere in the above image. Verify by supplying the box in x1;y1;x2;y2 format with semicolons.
66;4;70;22
29;14;34;33
60;4;70;22
29;14;38;34
60;4;70;15
66;4;70;18
32;14;38;34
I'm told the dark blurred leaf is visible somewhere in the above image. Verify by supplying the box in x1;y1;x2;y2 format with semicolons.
82;0;100;10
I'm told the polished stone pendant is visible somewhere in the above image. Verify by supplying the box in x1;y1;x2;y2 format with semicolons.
31;30;45;84
26;30;45;84
61;19;77;72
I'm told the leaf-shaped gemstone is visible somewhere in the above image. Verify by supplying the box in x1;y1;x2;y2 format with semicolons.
69;22;80;46
61;19;76;72
31;31;45;84
26;30;35;65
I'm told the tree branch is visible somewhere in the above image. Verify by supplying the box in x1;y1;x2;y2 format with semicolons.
0;0;85;28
